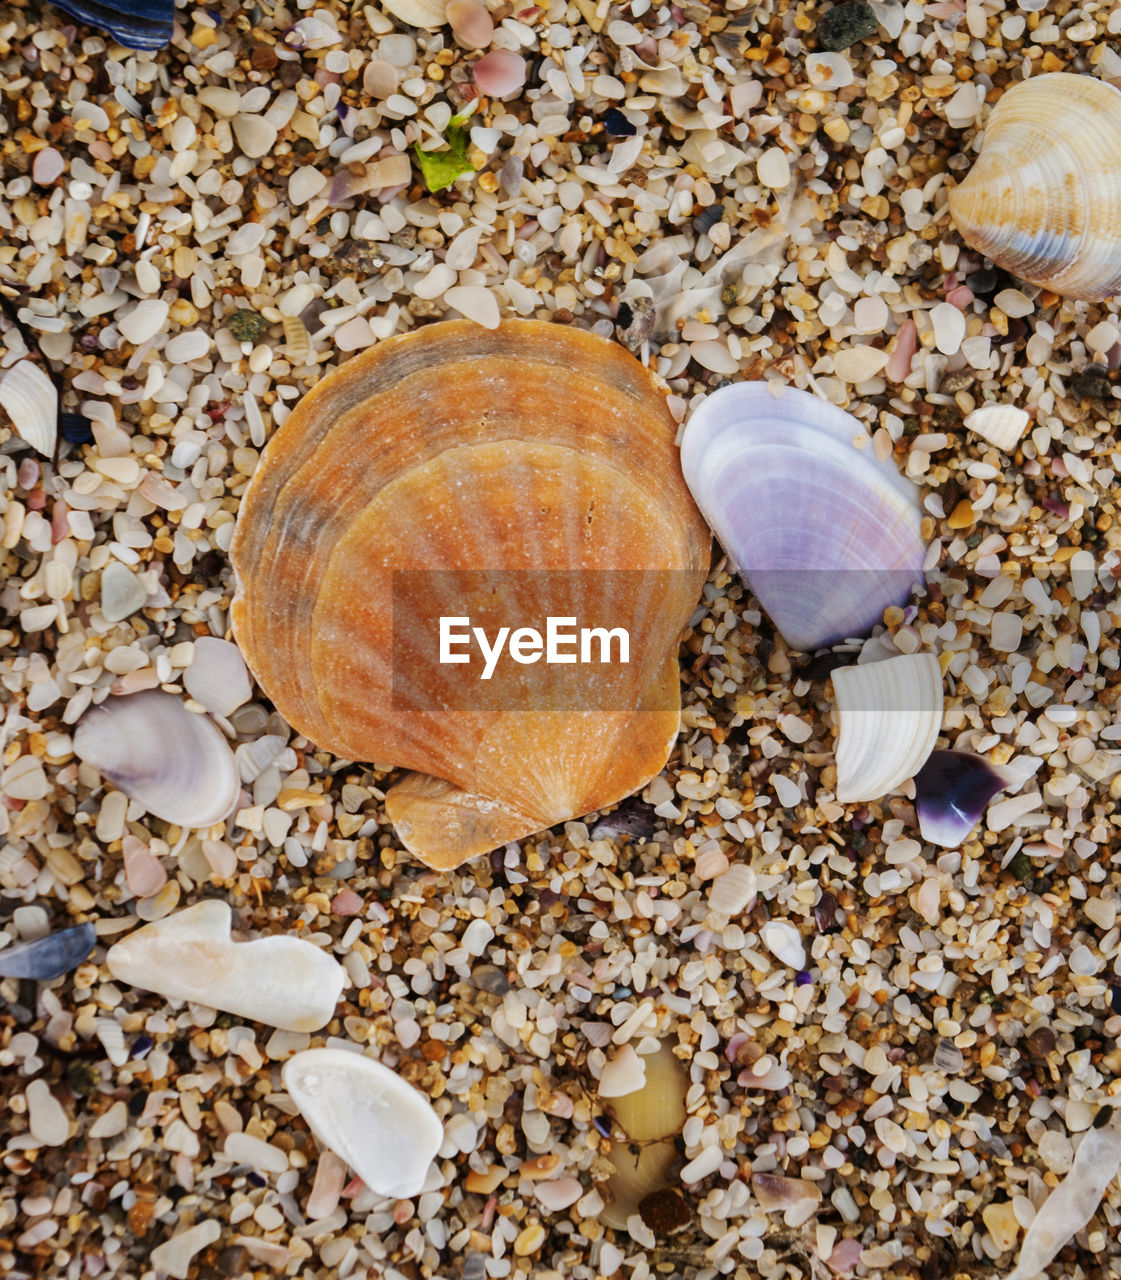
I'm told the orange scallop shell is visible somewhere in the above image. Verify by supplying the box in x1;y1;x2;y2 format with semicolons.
230;320;710;869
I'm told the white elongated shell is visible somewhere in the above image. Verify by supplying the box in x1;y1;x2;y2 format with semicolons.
832;653;943;803
282;1048;443;1198
0;361;57;457
680;382;925;651
106;900;345;1033
963;403;1029;453
947;73;1121;302
73;690;240;828
379;0;448;27
183;637;253;717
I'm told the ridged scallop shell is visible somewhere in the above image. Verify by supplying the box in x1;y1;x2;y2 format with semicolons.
680;382;925;651
963;403;1029;453
0;361;57;458
231;320;710;871
947;73;1121;302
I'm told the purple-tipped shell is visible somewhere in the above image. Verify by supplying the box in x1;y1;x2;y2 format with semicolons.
680;383;926;650
473;49;527;97
913;749;1014;848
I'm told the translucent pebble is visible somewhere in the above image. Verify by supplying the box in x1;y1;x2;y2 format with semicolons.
448;0;494;49
363;59;399;98
473;49;527;97
32;147;65;185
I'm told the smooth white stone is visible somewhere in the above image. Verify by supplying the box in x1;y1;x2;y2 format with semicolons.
445;285;500;329
107;900;345;1032
119;299;170;344
224;1131;289;1173
164;331;211;362
233;114;279;159
26;1080;69;1146
150;1222;222;1280
184;637;252;716
100;561;148;622
760;920;806;969
282;1048;443;1198
461;918;494;956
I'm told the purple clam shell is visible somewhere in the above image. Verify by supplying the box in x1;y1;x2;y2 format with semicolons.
0;923;96;981
680;382;926;651
913;749;1014;848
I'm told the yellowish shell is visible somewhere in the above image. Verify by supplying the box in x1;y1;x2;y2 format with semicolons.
947;73;1121;302
281;314;310;365
230;321;710;871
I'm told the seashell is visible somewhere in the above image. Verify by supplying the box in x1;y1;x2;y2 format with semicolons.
281;314;311;365
912;749;1016;848
447;0;494;48
600;1041;688;1230
832;653;943;803
0;361;57;457
282;1048;443;1198
106;900;346;1032
378;0;448;29
42;0;174;48
0;923;96;981
963;403;1029;453
947;73;1121;303
680;382;925;652
473;49;527;97
706;862;756;917
752;1171;823;1225
760;919;806;969
73;690;241;829
1006;1122;1121;1280
230;320;710;871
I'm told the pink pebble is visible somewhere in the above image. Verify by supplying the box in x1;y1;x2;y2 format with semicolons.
32;147;64;186
448;0;494;50
885;317;917;382
827;1239;863;1273
17;458;40;490
124;840;168;899
51;500;69;544
473;49;526;98
26;487;47;511
946;284;974;309
331;888;364;916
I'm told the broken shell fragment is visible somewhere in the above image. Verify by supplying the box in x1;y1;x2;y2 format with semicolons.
947;73;1121;302
106;900;345;1032
752;1172;822;1227
832;653;943;803
0;923;96;981
41;0;173;48
377;0;448;28
230;320;709;870
282;1048;443;1199
913;749;1016;848
0;360;57;457
963;403;1030;453
680;382;925;651
73;690;241;830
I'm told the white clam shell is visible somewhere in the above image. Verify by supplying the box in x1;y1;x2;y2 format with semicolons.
680;382;925;651
73;690;240;829
963;403;1029;453
282;1048;443;1198
947;73;1121;302
0;361;57;457
379;0;448;28
832;652;943;803
106;900;345;1033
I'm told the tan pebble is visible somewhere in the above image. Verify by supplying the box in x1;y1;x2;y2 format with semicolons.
513;1223;546;1256
277;788;324;811
519;1154;561;1180
464;1165;506;1194
981;1200;1020;1252
947;499;975;529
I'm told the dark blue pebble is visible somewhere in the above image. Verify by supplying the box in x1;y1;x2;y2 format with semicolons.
61;412;94;444
604;108;636;137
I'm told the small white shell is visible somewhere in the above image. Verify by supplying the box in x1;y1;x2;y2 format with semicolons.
964;403;1029;453
948;73;1121;302
282;314;310;364
707;863;757;917
0;361;57;457
832;653;943;803
282;1048;443;1198
73;690;240;829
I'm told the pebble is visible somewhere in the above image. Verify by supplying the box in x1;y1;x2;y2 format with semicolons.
150;1222;222;1280
232;114;278;159
817;0;879;50
473;50;527;97
26;1080;69;1146
833;345;890;383
982;1200;1020;1252
289;167;328;205
931;302;966;355
446;286;500;330
599;1044;646;1097
32;147;65;184
282;1048;443;1198
447;0;494;48
535;1177;582;1211
118;299;170;345
184;637;252;717
757;148;791;189
0;923;96;980
364;60;399;98
106;900;346;1033
223;1132;289;1174
165;331;211;363
100;561;149;623
461;918;495;955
